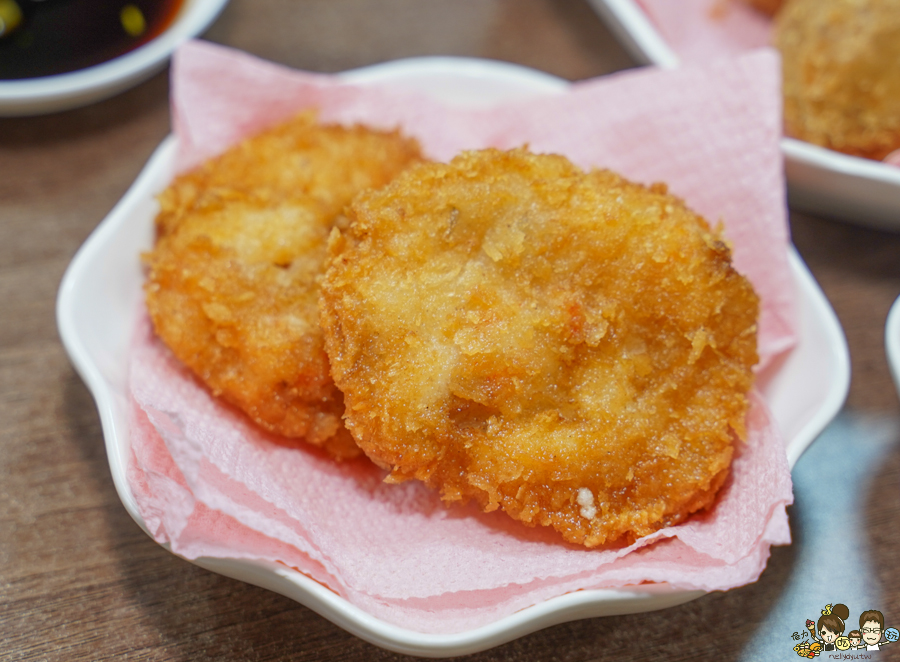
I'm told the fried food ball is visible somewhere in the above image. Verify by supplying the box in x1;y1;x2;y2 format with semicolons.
319;148;759;545
144;111;422;459
774;0;900;160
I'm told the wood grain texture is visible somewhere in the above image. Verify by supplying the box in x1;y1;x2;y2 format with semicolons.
1;1;898;660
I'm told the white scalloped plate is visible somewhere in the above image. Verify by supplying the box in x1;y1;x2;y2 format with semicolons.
587;0;900;230
56;57;850;657
0;0;229;116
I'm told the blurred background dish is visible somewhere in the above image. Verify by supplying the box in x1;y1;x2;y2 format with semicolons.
587;0;900;230
0;0;228;116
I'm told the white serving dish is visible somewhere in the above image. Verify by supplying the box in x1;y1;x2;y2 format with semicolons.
886;295;900;396
0;0;229;116
56;57;850;657
588;0;900;230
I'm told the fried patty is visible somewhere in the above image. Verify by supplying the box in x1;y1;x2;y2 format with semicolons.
775;0;900;160
144;111;422;458
319;148;759;545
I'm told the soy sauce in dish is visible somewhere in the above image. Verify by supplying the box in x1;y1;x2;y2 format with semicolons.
0;0;184;80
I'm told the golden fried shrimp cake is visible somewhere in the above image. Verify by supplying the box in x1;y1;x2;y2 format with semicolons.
144;112;422;459
320;148;759;545
774;0;900;160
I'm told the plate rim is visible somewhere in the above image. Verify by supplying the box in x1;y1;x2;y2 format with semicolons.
55;54;849;657
885;295;900;395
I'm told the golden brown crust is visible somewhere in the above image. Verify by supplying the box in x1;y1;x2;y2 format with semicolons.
144;111;422;459
320;148;759;545
774;0;900;160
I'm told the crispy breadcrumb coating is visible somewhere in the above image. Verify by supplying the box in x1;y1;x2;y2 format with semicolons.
774;0;900;160
320;148;759;546
144;111;422;458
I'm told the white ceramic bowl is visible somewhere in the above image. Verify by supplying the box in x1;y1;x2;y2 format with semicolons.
588;0;900;230
56;57;851;657
0;0;229;116
886;295;900;396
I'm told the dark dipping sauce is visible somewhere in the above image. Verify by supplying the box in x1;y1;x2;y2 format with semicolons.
0;0;184;80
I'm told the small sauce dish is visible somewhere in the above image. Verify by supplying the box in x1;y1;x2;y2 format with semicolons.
0;0;228;116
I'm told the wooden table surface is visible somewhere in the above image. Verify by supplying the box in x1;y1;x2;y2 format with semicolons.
3;2;900;660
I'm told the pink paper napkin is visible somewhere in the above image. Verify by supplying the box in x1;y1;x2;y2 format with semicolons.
128;40;795;634
637;0;772;64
